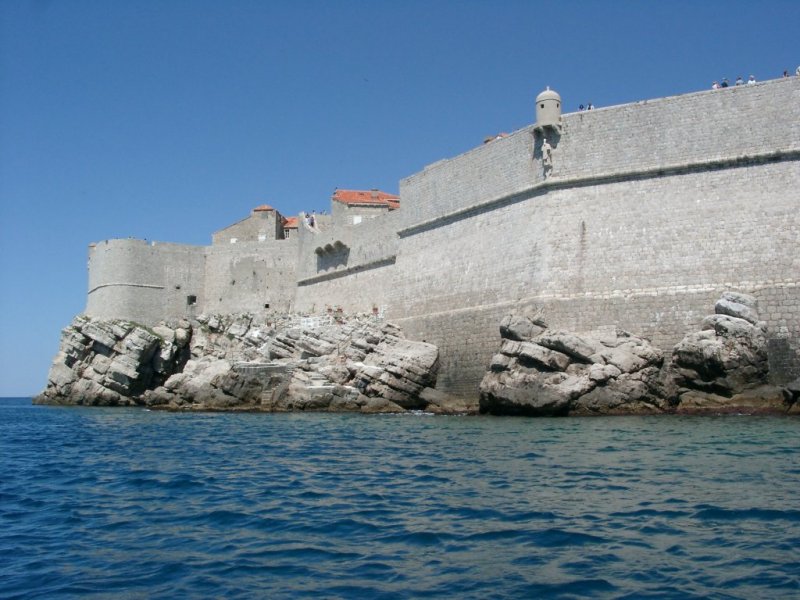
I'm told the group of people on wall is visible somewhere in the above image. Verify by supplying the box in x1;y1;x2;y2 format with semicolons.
712;68;799;89
712;75;755;88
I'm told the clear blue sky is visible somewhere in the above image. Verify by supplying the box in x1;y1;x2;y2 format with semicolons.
1;0;798;396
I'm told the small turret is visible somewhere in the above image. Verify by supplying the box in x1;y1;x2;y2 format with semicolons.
534;87;562;132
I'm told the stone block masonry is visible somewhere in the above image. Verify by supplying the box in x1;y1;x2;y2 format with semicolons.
83;78;800;399
87;239;206;324
391;78;799;396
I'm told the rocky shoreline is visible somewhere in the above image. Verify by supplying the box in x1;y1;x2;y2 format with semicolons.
34;313;474;415
479;293;799;416
36;293;799;416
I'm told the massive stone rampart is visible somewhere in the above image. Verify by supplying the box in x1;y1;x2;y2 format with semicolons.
397;78;799;227
82;78;800;399
390;78;800;396
87;239;206;324
294;209;400;314
204;241;298;314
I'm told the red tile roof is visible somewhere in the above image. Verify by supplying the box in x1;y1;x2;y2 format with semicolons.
282;216;299;229
332;189;399;210
253;204;275;212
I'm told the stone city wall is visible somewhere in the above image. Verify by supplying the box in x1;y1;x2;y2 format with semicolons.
392;78;800;397
398;77;799;229
83;78;800;398
86;239;206;325
293;210;400;313
204;240;298;314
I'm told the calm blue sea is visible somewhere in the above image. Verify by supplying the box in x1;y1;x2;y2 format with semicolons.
1;397;798;599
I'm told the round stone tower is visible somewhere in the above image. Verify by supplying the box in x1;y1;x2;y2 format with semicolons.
534;87;562;131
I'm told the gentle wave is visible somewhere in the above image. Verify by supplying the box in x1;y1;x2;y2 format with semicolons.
1;398;799;599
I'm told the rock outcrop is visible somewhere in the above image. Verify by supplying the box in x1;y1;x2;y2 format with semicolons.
668;291;790;414
38;294;795;417
34;315;191;406
480;293;797;416
143;318;445;413
480;314;669;416
36;313;474;414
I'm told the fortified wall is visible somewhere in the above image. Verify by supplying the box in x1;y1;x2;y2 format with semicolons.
86;77;800;398
86;205;300;324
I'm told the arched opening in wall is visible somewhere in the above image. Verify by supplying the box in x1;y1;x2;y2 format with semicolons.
187;295;197;306
316;242;350;272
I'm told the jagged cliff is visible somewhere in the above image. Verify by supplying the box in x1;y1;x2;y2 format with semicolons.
35;313;475;414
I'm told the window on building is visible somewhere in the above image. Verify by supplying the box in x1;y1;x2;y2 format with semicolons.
187;295;197;306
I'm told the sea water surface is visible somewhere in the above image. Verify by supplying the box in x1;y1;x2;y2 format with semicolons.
1;397;798;599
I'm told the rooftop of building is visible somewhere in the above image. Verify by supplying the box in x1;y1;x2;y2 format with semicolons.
332;189;400;210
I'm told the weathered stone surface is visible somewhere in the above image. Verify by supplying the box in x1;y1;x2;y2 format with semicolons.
479;295;794;417
670;295;768;397
499;314;546;342
480;317;669;416
35;316;190;406
419;387;478;415
675;386;792;415
39;312;447;414
714;292;760;325
360;397;405;413
518;342;571;371
480;316;668;416
536;332;601;364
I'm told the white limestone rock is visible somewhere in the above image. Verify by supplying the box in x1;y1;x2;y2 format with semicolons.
671;294;769;399
480;324;666;416
38;312;447;413
35;317;191;406
714;292;760;325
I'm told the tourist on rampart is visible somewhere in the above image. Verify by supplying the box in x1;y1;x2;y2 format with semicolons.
711;81;720;89
735;76;744;86
721;78;729;88
747;75;756;84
